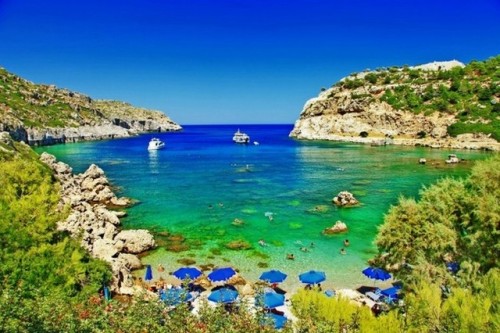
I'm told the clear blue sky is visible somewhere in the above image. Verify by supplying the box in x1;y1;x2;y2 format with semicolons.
1;0;499;124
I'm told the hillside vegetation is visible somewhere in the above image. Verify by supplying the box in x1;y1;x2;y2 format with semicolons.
0;67;180;132
291;56;500;149
338;56;499;140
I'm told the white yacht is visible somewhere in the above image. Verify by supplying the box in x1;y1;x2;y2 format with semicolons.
148;138;165;150
232;129;250;144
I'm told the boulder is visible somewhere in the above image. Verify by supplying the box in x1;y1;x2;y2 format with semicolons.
110;197;132;206
92;238;119;261
115;230;155;253
332;191;359;206
117;253;142;270
323;220;348;234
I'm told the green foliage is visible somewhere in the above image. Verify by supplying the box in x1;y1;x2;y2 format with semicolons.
0;67;173;129
447;119;500;141
364;73;379;84
342;78;365;89
403;273;499;333
0;152;111;300
338;55;500;138
291;289;403;332
375;156;500;287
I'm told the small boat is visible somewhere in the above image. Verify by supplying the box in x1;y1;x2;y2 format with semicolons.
148;138;165;150
253;141;259;145
445;154;459;164
233;129;250;144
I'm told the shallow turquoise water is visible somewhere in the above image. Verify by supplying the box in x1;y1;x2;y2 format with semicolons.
36;125;492;290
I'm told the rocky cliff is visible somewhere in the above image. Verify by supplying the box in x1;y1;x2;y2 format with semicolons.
290;56;500;150
0;67;181;146
40;152;155;295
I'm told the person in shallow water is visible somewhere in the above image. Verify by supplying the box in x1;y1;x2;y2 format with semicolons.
258;239;267;247
344;239;350;247
340;248;347;255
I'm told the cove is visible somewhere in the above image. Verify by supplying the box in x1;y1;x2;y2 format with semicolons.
35;124;492;291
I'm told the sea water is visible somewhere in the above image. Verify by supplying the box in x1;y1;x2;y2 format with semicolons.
36;125;491;291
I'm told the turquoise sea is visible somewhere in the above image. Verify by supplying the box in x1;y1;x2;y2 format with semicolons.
36;125;492;291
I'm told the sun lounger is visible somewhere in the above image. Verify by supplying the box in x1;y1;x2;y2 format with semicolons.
366;291;382;301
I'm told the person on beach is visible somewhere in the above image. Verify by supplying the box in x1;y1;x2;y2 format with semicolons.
340;248;347;255
287;253;295;260
258;239;267;247
344;239;350;247
300;247;309;252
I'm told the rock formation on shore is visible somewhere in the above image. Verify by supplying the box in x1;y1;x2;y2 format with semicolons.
0;67;182;146
290;57;500;151
40;152;155;295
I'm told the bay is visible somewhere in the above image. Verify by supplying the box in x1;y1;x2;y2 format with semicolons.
36;124;491;291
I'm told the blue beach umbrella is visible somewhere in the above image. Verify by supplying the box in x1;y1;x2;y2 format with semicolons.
256;292;285;309
299;270;326;284
173;267;202;280
208;267;236;282
161;288;193;306
262;313;287;329
208;287;239;304
259;270;287;284
144;264;153;282
362;267;391;282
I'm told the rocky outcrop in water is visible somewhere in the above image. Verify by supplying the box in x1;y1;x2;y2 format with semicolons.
333;191;359;207
40;152;155;295
323;221;348;234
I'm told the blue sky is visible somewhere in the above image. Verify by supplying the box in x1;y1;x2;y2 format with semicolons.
0;0;499;124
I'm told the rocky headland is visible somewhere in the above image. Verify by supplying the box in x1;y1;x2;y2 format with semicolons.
40;152;155;295
0;67;181;146
290;57;500;151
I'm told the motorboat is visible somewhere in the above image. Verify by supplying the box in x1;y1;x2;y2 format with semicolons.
148;138;165;150
233;129;250;144
445;154;459;164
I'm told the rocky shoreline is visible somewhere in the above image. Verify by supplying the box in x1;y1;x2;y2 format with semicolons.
291;128;500;151
289;59;499;151
3;121;182;147
40;153;155;295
